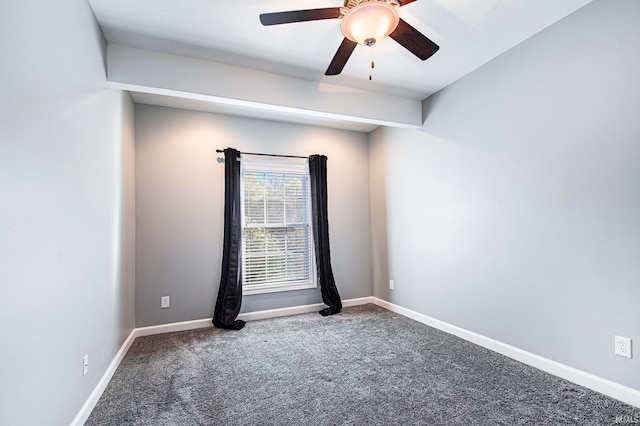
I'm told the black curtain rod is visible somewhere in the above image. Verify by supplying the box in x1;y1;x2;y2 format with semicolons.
216;149;308;160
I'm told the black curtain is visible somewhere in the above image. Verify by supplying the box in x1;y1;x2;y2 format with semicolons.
212;148;246;330
308;155;342;316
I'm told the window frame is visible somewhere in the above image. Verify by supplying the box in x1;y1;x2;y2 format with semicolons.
240;154;317;295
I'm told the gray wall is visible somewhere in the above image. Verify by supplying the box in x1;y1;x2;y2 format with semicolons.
369;0;640;390
0;1;136;425
135;105;371;327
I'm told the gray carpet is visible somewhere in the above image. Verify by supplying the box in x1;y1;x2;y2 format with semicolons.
86;304;640;425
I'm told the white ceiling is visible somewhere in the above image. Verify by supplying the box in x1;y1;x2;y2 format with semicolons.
89;0;594;131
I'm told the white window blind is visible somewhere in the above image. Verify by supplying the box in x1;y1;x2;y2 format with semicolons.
240;155;315;294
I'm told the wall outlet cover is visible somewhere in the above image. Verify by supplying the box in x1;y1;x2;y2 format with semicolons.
161;296;170;309
82;354;89;376
614;335;632;359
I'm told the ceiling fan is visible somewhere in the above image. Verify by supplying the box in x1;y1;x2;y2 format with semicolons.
259;0;439;76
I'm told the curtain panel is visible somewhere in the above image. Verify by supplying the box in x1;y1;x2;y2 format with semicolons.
212;148;246;330
308;154;342;316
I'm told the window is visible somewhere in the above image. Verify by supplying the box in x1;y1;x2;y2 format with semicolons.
240;155;316;295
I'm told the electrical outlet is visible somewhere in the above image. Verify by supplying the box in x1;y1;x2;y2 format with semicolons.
614;336;632;359
389;280;394;290
161;296;170;309
83;354;89;376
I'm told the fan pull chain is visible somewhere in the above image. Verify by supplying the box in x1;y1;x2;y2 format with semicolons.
369;46;375;80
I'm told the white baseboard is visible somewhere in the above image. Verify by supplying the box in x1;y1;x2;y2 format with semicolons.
70;329;136;426
134;318;214;337
132;297;375;336
238;296;374;321
371;297;640;409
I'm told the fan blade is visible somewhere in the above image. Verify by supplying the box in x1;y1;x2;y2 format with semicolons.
260;8;341;26
325;38;357;76
389;18;439;60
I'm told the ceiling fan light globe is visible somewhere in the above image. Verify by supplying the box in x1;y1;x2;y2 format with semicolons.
340;1;400;46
